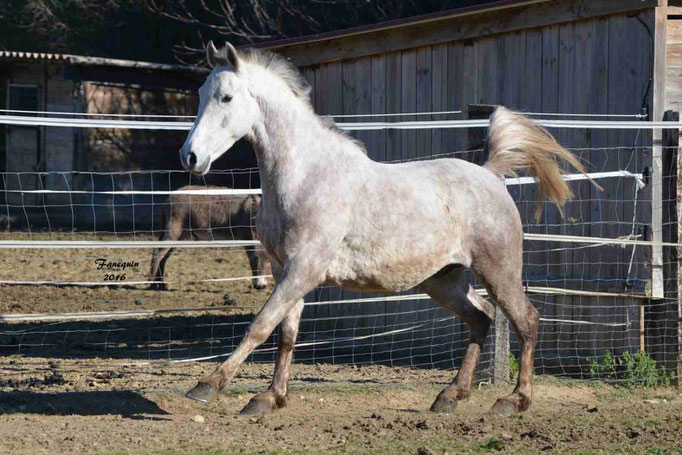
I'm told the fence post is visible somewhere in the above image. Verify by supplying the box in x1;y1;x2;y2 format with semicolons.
662;110;681;386
672;111;682;387
494;309;510;384
468;103;511;384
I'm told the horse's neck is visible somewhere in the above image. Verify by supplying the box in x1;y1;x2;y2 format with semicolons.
251;101;338;199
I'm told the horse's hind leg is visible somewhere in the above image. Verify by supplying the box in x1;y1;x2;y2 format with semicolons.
149;247;170;290
245;246;268;290
420;266;494;414
474;254;539;416
148;216;183;291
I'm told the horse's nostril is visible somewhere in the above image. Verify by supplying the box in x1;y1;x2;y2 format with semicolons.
188;152;197;167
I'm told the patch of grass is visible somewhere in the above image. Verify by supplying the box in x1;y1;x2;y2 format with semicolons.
587;350;674;387
643;418;664;432
509;353;519;381
476;437;506;452
533;374;597;388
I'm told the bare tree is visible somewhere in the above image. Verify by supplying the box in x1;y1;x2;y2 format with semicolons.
146;0;479;65
22;0;123;51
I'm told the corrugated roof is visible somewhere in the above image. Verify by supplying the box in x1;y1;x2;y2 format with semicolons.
0;50;208;73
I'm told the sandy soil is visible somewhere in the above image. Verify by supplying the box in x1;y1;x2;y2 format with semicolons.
0;359;681;455
1;235;681;454
0;233;273;314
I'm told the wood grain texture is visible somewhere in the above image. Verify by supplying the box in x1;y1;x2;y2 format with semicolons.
272;0;659;67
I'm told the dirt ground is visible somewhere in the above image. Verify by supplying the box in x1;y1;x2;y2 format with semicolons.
0;359;681;455
1;234;681;454
0;233;273;315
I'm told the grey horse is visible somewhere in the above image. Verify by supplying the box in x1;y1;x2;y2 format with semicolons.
178;41;591;417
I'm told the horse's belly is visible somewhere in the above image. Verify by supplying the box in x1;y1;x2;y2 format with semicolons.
323;243;458;293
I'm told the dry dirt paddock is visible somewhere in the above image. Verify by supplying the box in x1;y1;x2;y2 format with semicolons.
0;359;681;455
0;235;681;454
0;233;274;314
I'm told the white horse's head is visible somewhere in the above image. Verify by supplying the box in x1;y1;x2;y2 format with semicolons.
180;41;260;175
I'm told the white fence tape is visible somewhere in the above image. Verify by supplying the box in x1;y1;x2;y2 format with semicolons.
0;170;643;197
1;114;681;130
0;285;643;322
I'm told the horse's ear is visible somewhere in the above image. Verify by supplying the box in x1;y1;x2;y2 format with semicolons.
206;41;221;68
224;42;240;71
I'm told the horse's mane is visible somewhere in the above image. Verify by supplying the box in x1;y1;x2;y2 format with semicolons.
239;48;312;102
239;48;367;154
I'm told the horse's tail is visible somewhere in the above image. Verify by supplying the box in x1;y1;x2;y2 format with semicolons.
484;106;601;221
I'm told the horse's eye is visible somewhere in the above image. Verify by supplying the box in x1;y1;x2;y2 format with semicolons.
221;95;232;104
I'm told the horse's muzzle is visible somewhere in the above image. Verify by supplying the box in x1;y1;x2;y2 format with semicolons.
180;149;211;175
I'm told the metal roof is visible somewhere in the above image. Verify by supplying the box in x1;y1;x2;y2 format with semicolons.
0;50;208;73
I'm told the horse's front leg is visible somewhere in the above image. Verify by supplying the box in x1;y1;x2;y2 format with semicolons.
239;298;304;415
185;256;325;403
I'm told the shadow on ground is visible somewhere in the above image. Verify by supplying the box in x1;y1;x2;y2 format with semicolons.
0;390;168;416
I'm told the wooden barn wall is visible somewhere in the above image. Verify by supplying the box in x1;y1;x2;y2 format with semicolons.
666;13;682;111
297;12;661;375
1;63;76;209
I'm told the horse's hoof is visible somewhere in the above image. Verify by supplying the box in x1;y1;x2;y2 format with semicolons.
239;396;277;416
490;398;519;417
186;382;219;403
147;283;167;291
430;396;457;415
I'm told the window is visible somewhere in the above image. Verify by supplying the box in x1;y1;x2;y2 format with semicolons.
8;84;40;114
6;84;42;173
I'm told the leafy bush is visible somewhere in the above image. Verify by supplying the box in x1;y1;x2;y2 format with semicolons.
588;350;617;380
509;353;519;381
588;350;673;387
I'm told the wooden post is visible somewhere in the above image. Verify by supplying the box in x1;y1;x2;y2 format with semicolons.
672;111;682;386
651;1;668;300
662;110;680;385
640;307;645;352
494;309;510;384
467;104;511;383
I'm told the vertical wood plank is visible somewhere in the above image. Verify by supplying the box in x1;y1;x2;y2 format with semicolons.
556;21;578;357
541;24;561;356
431;44;448;157
575;20;597;356
401;50;417;161
416;46;432;158
384;50;402;365
651;4;668;302
318;62;344;360
588;15;611;356
398;49;417;362
447;41;478;157
369;54;388;360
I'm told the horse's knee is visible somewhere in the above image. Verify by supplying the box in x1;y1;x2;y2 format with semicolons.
246;322;272;345
515;302;539;345
278;331;296;352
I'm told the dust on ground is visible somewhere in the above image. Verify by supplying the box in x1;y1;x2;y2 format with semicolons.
0;358;680;455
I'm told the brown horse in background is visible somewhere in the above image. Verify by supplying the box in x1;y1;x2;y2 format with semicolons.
148;185;270;291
